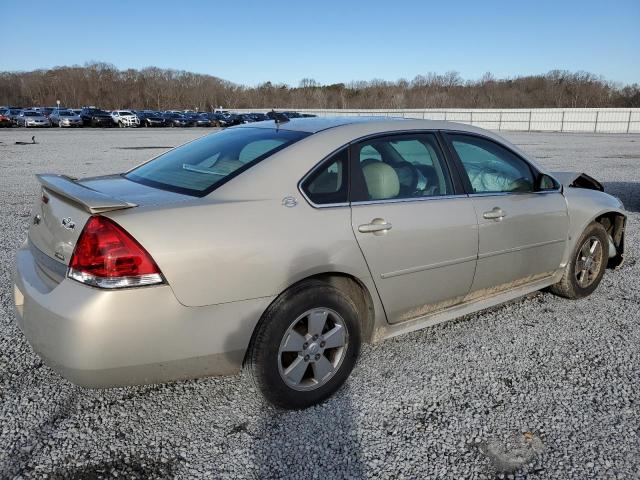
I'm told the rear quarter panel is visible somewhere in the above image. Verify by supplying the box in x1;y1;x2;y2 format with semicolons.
106;129;380;309
107;198;372;308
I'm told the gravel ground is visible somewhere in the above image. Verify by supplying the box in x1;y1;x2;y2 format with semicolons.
0;128;638;479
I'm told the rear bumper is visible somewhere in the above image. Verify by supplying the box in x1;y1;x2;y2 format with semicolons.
13;242;272;388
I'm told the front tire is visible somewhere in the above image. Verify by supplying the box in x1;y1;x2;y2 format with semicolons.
549;222;608;299
246;280;362;409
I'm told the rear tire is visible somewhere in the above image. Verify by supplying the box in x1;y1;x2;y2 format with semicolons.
549;222;608;299
246;280;362;409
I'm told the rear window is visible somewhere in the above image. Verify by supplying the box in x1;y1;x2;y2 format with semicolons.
125;127;310;196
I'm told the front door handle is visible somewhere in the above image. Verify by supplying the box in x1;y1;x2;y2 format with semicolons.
358;218;392;235
483;207;506;221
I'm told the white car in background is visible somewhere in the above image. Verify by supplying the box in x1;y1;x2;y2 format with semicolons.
110;110;140;128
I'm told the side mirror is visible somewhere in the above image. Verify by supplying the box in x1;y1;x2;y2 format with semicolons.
535;173;559;191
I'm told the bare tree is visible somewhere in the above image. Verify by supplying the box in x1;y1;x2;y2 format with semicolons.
0;63;637;109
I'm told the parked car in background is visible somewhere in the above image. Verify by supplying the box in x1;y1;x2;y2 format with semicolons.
250;112;269;122
111;110;140;128
237;113;256;124
184;113;211;127
2;108;24;125
16;110;50;127
80;108;114;127
162;112;193;127
13;118;627;409
41;107;56;118
135;111;166;127
221;113;243;127
49;109;83;128
200;112;225;127
0;111;12;127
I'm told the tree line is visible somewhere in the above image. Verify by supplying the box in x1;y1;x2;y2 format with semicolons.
0;62;638;111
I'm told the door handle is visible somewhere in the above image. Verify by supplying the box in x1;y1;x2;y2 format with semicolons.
483;207;506;220
358;218;392;234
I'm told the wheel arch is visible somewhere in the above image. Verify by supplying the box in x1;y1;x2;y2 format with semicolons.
242;271;378;367
594;211;626;269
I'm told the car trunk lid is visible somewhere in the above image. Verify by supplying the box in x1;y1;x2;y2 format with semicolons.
28;175;138;273
28;174;192;277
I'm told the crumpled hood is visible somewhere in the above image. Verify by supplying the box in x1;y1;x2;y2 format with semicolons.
551;171;604;191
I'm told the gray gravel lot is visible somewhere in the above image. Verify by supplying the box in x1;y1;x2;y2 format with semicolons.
0;128;639;479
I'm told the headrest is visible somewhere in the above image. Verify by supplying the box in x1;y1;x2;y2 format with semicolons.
362;162;400;200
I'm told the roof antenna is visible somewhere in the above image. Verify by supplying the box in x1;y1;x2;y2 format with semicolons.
271;108;289;126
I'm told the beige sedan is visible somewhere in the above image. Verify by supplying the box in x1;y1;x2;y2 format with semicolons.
13;117;626;408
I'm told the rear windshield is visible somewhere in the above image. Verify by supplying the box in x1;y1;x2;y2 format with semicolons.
125;127;310;196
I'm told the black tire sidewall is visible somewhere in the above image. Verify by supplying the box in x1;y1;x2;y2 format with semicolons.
249;281;362;409
568;223;609;298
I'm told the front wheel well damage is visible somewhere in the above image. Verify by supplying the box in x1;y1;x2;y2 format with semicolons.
595;212;626;269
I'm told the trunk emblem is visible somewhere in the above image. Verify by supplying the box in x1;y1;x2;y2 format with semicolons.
61;217;76;230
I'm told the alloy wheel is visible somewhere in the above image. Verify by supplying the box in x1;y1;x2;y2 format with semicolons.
277;308;348;391
575;236;604;288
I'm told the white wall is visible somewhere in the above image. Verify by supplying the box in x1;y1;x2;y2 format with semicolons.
234;108;640;133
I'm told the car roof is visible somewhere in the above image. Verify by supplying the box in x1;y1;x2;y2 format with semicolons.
236;116;408;133
234;115;496;136
234;116;544;172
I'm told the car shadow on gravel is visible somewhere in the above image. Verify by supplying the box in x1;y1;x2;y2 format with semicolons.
48;457;177;480
602;182;640;212
250;386;365;478
0;388;79;477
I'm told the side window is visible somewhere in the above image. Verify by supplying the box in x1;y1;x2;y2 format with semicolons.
360;145;382;163
352;134;453;201
448;134;535;193
301;148;349;205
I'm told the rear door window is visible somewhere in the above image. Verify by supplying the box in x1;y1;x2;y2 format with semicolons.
351;133;454;201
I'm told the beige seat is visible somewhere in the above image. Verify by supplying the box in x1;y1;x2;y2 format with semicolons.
362;162;400;200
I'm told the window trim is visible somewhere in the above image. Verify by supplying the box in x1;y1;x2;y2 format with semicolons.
440;130;562;197
298;146;351;209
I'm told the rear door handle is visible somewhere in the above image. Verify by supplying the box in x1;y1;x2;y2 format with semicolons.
483;207;506;220
358;218;392;234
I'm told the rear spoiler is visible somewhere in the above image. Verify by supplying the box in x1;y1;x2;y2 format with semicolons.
36;174;137;214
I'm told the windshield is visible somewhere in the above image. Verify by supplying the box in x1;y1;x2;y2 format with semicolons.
125;127;310;196
24;111;40;116
59;111;74;116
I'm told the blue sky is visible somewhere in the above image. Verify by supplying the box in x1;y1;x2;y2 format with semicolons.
1;0;638;86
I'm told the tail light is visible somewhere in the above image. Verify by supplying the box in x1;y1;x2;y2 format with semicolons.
68;216;163;289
